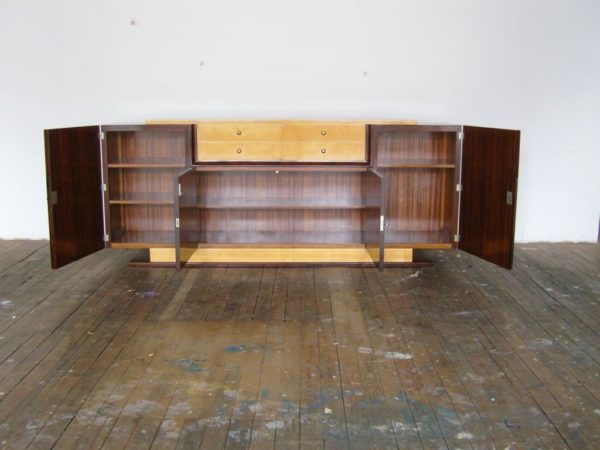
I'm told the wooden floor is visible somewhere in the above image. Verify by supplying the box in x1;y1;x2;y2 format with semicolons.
0;242;598;449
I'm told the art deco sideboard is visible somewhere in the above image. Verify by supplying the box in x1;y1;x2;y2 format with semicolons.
44;120;519;270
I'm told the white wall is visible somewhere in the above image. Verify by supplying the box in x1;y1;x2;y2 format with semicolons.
0;0;598;241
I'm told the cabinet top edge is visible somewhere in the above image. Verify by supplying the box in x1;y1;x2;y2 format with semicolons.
145;119;418;125
191;164;373;172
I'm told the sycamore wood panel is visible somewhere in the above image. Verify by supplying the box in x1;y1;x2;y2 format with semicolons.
196;142;282;161
150;247;413;264
196;123;282;141
281;123;365;141
281;141;366;162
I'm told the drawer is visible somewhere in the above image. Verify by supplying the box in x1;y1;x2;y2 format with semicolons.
281;141;366;162
282;123;365;142
196;142;281;161
196;123;282;142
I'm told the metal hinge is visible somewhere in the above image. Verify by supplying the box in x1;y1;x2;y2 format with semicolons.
380;215;384;232
103;233;110;242
458;131;464;140
454;234;460;243
101;183;107;192
178;183;183;197
175;218;180;228
456;184;463;192
99;131;105;140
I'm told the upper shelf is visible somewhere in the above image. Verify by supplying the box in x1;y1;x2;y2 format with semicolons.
192;164;371;172
195;200;370;210
109;192;175;205
377;162;456;169
108;163;186;169
107;157;186;169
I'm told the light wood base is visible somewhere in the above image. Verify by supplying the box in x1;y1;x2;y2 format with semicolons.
148;247;413;265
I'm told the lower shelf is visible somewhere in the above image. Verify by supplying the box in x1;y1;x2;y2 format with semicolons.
148;247;413;264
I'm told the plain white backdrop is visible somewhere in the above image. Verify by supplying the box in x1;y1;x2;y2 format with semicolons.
0;0;598;241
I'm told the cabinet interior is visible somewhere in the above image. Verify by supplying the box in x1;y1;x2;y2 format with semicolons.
374;129;458;248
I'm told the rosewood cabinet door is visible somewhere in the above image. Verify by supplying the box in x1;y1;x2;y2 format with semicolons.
459;126;520;269
44;126;105;269
175;169;198;269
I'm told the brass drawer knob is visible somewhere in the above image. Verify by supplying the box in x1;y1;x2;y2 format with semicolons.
236;148;242;154
321;148;327;154
321;130;327;136
236;130;242;136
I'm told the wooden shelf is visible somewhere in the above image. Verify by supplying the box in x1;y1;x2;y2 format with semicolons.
193;164;370;172
109;193;174;205
196;198;368;210
377;162;455;169
198;231;365;245
108;162;185;169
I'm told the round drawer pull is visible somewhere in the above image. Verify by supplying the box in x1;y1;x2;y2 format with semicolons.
236;148;242;154
321;130;327;136
320;148;327;154
236;130;242;136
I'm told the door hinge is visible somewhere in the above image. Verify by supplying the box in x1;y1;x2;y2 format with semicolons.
175;218;180;228
458;131;464;140
456;184;463;192
49;190;58;205
99;131;105;140
454;234;460;243
178;183;183;197
380;215;385;232
103;233;110;242
101;183;107;192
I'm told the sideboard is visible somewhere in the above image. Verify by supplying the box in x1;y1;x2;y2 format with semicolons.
44;120;520;270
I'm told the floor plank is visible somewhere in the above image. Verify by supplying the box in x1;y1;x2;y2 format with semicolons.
0;241;596;449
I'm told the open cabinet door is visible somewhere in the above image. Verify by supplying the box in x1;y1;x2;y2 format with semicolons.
45;126;105;269
459;126;520;269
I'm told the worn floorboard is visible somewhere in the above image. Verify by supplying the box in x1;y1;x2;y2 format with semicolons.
0;241;598;449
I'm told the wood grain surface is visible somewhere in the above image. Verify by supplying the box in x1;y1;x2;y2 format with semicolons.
0;241;598;448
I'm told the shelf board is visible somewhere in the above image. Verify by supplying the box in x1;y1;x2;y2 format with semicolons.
192;197;378;210
196;202;368;210
110;230;175;248
193;164;370;173
109;193;174;205
108;163;185;169
377;163;455;169
197;231;365;245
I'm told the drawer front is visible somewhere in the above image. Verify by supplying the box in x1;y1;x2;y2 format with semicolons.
282;124;365;142
197;123;282;142
281;141;366;162
196;142;281;161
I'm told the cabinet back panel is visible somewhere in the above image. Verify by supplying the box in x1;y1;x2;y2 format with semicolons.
106;129;188;165
375;131;456;165
110;205;174;233
197;209;364;244
197;172;365;207
108;168;178;201
383;168;455;242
